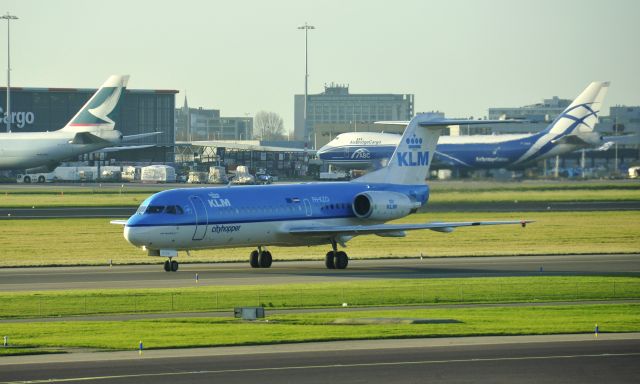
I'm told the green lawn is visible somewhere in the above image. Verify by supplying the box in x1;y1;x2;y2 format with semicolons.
2;276;638;319
0;210;637;267
2;303;637;351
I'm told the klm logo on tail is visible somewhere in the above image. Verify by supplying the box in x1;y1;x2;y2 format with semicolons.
397;134;429;167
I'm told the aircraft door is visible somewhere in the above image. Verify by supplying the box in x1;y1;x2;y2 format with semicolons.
189;195;208;240
303;198;312;217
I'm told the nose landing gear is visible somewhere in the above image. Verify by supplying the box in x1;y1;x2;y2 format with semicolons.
163;258;179;272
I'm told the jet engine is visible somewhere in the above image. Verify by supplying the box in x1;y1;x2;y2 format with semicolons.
352;191;420;221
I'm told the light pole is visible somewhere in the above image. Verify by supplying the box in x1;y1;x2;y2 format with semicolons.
613;117;619;175
297;22;314;147
1;12;18;133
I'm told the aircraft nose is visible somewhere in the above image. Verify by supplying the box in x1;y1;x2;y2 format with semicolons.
317;144;330;155
124;226;142;246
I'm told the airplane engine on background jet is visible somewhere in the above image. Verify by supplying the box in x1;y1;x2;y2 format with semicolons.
351;191;420;221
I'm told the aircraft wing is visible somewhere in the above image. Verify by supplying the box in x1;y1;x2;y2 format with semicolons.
110;220;128;225
289;220;531;237
189;140;316;154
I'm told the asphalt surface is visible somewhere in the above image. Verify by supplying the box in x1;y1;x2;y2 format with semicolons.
1;254;638;291
1;200;638;219
1;334;638;383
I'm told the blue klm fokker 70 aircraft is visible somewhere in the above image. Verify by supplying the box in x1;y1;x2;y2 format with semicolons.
113;114;530;272
317;82;610;170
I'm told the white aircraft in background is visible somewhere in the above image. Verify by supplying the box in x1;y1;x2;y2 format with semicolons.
318;82;617;170
0;75;158;172
113;113;531;272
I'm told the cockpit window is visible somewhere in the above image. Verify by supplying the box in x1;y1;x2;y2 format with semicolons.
136;205;147;215
146;206;165;214
164;205;184;215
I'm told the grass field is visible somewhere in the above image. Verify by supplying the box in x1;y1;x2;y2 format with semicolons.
0;181;638;207
0;210;637;267
2;276;638;319
1;303;637;351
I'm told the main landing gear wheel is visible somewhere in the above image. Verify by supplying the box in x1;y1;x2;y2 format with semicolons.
164;259;179;272
325;251;336;269
334;251;348;269
249;249;273;268
250;250;260;268
258;251;272;268
325;251;348;270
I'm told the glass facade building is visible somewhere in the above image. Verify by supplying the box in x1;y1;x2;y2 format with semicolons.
0;86;178;163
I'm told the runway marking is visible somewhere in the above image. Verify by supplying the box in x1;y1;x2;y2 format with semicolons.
2;352;639;383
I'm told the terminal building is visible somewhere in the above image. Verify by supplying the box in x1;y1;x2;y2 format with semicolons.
294;83;414;148
0;84;178;163
174;97;253;142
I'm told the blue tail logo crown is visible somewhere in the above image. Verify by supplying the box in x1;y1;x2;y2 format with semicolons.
406;134;423;149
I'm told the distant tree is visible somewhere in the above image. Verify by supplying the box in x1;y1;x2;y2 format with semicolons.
254;111;285;141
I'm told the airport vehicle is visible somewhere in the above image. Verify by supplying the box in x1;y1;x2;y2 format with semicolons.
16;172;54;183
230;165;256;185
318;82;611;170
0;75;158;172
256;171;273;185
113;113;530;272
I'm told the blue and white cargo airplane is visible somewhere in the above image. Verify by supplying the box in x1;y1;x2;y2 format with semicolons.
113;114;530;272
317;82;610;170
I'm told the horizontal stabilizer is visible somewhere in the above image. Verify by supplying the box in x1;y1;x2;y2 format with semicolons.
69;132;111;145
289;220;532;237
122;132;162;142
602;134;640;145
374;119;522;126
96;144;156;153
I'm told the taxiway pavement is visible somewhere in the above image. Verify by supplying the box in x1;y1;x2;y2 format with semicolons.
1;334;638;383
1;254;638;291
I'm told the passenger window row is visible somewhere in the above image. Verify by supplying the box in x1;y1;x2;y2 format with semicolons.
321;203;349;211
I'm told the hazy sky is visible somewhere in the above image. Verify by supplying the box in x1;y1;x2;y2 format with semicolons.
2;0;639;132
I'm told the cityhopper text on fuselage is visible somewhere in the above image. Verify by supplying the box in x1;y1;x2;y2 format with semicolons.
317;82;610;170
113;113;531;272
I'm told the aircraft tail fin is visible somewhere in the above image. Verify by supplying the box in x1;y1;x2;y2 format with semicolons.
351;114;444;185
60;75;129;133
543;81;609;136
